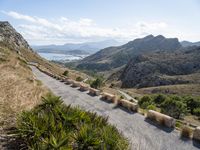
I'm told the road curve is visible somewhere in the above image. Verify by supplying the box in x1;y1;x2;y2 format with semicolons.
31;66;200;150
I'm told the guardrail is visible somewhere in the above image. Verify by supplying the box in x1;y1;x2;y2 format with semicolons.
146;110;176;128
29;63;200;142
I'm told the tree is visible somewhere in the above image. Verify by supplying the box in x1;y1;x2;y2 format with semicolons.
160;98;187;119
138;96;152;109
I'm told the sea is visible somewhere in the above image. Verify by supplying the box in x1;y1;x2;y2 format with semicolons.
38;52;88;62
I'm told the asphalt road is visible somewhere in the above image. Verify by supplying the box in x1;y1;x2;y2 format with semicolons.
31;66;200;150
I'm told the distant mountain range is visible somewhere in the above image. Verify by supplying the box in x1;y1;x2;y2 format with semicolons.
77;35;182;71
32;40;122;55
181;41;200;47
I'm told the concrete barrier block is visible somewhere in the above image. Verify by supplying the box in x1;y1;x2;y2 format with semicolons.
79;83;90;91
147;110;176;128
118;99;138;112
89;88;100;96
193;126;200;141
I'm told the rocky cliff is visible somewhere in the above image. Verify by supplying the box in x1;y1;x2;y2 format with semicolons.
120;46;200;88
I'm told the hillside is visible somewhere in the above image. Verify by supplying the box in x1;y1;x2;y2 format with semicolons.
119;46;200;88
0;21;52;138
0;21;64;75
77;35;182;72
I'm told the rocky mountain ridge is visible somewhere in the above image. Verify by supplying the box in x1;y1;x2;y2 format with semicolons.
77;35;182;72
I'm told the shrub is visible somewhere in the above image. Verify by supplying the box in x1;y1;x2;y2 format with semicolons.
139;96;152;109
17;94;129;149
154;94;166;105
160;98;187;119
193;108;200;118
147;104;157;111
76;76;83;82
185;97;200;114
180;126;192;138
175;121;182;128
120;95;125;99
90;77;104;89
63;70;69;76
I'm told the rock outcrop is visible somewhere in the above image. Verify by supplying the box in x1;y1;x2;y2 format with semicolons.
120;47;200;88
0;21;32;52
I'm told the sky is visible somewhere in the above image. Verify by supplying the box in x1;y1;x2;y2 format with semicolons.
0;0;200;45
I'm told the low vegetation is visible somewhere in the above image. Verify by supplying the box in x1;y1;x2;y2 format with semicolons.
139;94;200;119
17;94;129;149
180;126;193;138
63;70;69;76
76;76;83;82
90;77;104;89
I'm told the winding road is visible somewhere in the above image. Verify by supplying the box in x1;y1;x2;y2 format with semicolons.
31;66;200;150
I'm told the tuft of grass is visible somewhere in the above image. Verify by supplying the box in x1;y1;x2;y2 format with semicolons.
175;121;182;128
180;126;193;138
16;94;129;149
76;76;83;82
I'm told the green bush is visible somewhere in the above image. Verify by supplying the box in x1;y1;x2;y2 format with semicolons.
193;108;200;117
76;76;83;82
63;70;69;76
138;96;152;109
160;97;187;119
175;121;182;128
17;94;129;149
154;94;166;105
185;97;200;114
147;104;157;111
90;77;104;89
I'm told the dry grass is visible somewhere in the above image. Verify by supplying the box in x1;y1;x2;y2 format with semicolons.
0;45;49;131
180;126;193;138
133;84;200;97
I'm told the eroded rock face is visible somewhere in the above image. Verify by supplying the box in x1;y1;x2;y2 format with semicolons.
0;21;32;51
120;47;200;88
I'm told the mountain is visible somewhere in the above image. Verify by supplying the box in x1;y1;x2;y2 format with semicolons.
0;22;64;75
32;39;122;55
181;41;200;47
119;46;200;88
77;35;182;72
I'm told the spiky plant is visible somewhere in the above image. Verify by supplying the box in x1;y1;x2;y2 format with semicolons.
17;94;129;149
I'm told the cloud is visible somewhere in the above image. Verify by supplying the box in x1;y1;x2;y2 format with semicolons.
3;11;170;44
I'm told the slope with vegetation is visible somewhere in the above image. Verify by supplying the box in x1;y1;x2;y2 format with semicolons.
0;21;129;149
120;47;200;88
17;94;129;149
77;35;181;72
